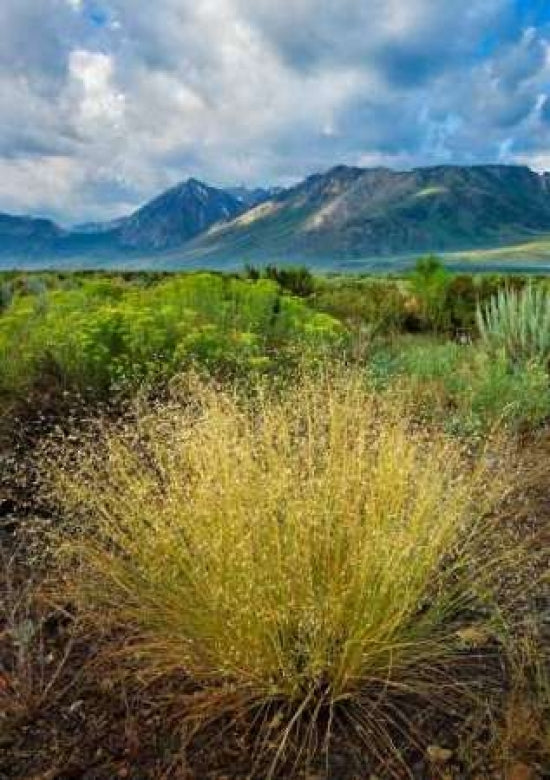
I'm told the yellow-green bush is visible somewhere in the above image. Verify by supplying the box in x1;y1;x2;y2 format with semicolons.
53;371;507;772
0;273;344;400
313;277;407;332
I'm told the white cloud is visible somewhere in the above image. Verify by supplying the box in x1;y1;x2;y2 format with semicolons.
0;156;84;217
68;50;125;127
0;0;547;223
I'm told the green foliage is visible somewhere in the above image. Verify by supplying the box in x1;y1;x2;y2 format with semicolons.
409;255;453;331
243;263;261;281
266;265;315;297
0;281;13;312
437;274;523;334
477;284;550;364
397;339;464;382
3;268;550;434
244;264;315;298
367;336;550;432
312;266;529;338
459;351;550;432
0;273;344;401
313;278;407;333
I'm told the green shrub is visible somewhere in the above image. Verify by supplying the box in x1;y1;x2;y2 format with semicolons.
396;339;464;380
459;351;550;432
366;337;550;433
408;256;452;332
0;281;13;313
313;279;407;332
477;284;550;364
367;337;463;385
264;264;315;298
0;273;344;401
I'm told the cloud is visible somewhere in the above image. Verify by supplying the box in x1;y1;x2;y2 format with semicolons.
68;50;125;127
0;0;548;222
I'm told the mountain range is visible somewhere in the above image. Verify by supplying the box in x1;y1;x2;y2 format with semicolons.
1;164;550;270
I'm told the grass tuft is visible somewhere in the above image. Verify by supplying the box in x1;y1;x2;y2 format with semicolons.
51;370;510;774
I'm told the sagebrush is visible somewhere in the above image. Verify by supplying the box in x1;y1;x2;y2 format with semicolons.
477;284;550;364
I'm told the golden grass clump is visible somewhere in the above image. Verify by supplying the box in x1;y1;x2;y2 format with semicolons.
52;370;507;771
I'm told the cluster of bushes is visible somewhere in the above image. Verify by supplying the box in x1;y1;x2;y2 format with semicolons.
308;260;550;433
313;277;408;333
0;272;344;401
359;276;550;432
3;263;550;433
314;256;542;336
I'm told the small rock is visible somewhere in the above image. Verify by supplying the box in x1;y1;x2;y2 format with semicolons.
426;745;454;764
455;625;491;648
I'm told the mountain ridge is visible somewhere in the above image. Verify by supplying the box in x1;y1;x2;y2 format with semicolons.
1;164;550;268
179;163;550;266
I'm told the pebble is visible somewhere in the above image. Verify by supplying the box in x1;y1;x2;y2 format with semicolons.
426;745;454;764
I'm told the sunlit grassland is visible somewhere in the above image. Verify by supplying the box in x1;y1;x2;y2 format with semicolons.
447;234;550;264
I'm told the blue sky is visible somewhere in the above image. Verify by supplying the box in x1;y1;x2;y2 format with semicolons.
0;0;548;223
514;0;550;25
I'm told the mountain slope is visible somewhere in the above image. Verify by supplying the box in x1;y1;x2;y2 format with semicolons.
0;178;248;260
0;213;63;257
181;165;550;264
114;178;246;251
225;186;282;208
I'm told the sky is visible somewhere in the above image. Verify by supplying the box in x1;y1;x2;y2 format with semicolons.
0;0;549;224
